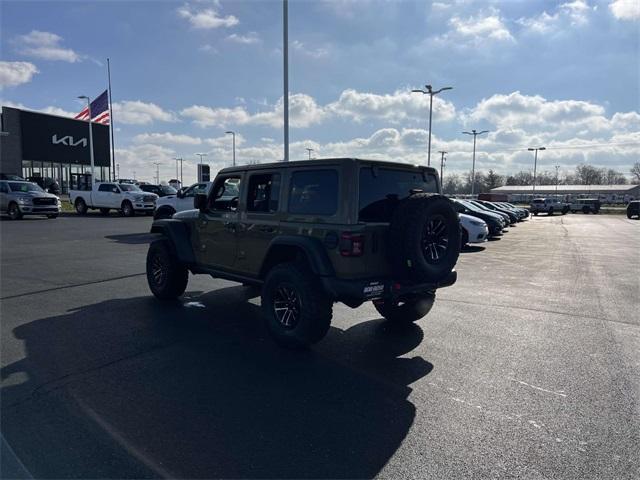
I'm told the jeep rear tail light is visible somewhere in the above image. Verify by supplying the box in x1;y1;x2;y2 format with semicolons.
340;232;364;257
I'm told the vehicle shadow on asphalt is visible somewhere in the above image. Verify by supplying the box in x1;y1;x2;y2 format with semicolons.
1;285;432;479
461;245;486;253
105;232;159;244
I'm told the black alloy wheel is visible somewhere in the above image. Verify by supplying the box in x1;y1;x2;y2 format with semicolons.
421;214;449;264
272;284;301;329
150;254;167;290
8;203;22;220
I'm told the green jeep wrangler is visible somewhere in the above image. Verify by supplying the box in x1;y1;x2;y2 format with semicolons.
146;158;461;348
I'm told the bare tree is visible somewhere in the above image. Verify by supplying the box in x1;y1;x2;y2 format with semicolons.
485;169;504;190
631;162;640;184
575;164;604;185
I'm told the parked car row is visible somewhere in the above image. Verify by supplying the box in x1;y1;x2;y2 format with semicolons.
452;198;530;247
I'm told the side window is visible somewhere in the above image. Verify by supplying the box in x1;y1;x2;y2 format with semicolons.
98;184;113;192
182;186;195;198
288;170;338;216
247;173;281;213
210;177;241;212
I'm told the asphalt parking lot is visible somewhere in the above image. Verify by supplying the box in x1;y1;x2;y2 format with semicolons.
1;213;638;479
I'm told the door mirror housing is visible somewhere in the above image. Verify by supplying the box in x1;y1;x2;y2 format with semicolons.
194;193;208;211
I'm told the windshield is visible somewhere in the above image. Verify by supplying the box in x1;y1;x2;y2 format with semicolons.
161;185;177;195
119;184;141;192
8;182;44;193
359;167;438;222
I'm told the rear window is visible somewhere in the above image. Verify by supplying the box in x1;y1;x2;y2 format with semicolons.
288;169;338;216
358;167;438;222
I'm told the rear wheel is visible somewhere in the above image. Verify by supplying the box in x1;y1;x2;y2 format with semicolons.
374;293;435;324
533;211;539;216
562;206;569;215
7;202;22;220
75;198;88;215
146;239;188;300
262;262;332;349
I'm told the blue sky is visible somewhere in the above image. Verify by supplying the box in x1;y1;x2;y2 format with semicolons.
1;0;638;183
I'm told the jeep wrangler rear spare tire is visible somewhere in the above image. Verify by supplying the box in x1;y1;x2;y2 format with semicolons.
374;292;435;324
388;194;460;283
146;239;188;300
262;262;332;349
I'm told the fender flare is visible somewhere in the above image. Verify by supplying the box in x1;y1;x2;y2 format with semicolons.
149;219;196;265
260;235;335;277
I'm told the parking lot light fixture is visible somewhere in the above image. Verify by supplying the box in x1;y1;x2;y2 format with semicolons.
527;147;546;194
412;85;453;167
78;95;95;182
225;131;236;167
462;129;489;196
306;147;314;160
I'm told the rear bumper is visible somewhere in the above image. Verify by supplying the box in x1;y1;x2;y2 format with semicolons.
320;270;457;307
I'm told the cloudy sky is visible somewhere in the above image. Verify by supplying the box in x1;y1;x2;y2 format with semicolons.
1;0;638;183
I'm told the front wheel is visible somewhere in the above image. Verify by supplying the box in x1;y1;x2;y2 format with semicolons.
7;202;22;220
374;293;435;324
146;239;188;300
121;201;135;217
261;262;332;349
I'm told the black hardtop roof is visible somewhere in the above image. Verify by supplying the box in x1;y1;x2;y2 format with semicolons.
218;157;438;175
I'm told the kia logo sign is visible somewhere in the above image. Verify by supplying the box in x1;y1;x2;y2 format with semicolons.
52;134;87;147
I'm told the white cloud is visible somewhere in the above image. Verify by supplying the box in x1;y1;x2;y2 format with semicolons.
14;30;81;62
113;101;176;125
134;132;202;145
609;0;640;20
40;106;76;118
225;32;261;44
444;11;515;45
177;3;238;29
328;89;456;124
291;40;329;59
180;105;251;128
518;0;595;34
0;61;38;88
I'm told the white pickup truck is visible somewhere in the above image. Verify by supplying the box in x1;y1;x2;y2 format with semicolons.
70;181;158;216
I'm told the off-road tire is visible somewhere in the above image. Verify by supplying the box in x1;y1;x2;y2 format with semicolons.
75;198;88;215
7;202;22;220
146;239;188;300
374;292;435;324
262;262;332;349
121;201;135;217
100;208;110;215
388;194;460;283
46;214;58;219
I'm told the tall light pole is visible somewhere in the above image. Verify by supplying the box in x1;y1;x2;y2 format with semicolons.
174;157;183;185
555;164;560;196
306;147;314;160
412;84;452;166
116;163;120;181
528;146;546;194
225;131;236;166
438;150;447;187
462;129;489;196
153;162;161;184
78;95;95;182
283;0;289;162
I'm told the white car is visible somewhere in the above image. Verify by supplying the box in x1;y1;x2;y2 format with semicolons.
154;182;212;219
459;213;488;246
70;181;158;216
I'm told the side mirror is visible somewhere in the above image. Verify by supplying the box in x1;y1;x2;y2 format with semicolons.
194;193;208;211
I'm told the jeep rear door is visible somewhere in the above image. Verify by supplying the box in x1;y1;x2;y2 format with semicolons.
235;171;282;276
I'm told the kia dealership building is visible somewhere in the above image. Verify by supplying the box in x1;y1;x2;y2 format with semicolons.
0;106;111;191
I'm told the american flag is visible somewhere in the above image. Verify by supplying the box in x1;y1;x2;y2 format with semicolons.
75;90;110;125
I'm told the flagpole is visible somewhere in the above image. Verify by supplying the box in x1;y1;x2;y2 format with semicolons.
107;57;116;181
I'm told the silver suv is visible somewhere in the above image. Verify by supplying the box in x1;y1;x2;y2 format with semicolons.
0;180;61;220
530;197;569;216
